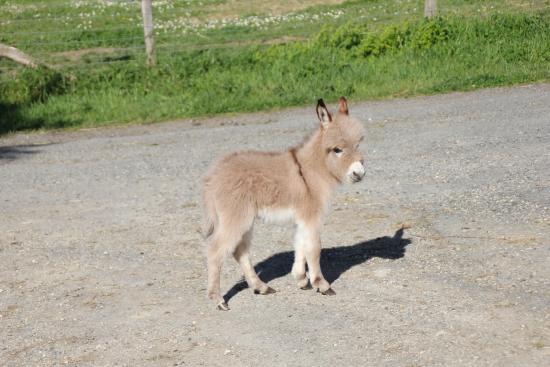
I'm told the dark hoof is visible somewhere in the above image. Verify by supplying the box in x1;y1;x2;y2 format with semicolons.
254;286;276;295
216;302;230;311
300;283;312;290
320;288;336;296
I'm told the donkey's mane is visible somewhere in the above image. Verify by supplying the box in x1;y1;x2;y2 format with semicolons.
288;127;320;153
289;146;309;193
222;125;321;159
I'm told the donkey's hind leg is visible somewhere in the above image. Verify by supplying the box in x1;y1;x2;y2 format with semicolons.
207;227;245;311
233;229;276;295
207;209;256;310
207;235;230;310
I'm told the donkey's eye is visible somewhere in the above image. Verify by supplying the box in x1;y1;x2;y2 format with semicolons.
332;147;343;154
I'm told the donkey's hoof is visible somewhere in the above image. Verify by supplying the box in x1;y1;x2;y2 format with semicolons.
254;286;276;295
216;302;230;311
319;288;336;296
300;283;313;290
296;277;310;289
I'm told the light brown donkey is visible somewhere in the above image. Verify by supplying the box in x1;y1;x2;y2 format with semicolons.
202;97;365;310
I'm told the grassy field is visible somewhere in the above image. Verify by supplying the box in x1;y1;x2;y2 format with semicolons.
0;0;549;134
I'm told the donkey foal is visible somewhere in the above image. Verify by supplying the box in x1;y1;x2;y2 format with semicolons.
202;97;365;310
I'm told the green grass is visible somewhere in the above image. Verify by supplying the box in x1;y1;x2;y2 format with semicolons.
0;1;549;134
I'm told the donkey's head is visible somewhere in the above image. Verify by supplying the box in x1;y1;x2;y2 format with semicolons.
316;97;365;184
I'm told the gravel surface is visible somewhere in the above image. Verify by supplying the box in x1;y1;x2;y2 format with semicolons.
1;84;549;366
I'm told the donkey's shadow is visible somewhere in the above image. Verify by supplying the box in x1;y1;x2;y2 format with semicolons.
224;228;411;302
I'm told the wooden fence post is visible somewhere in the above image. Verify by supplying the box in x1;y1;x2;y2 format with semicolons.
141;0;156;67
424;0;437;18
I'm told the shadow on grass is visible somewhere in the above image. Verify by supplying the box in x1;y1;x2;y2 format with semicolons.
224;228;411;303
0;102;75;135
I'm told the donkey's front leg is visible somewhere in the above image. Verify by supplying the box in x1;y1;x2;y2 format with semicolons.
291;235;310;290
301;223;335;295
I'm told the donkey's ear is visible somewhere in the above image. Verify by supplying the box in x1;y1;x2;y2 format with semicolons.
316;98;332;128
338;96;349;115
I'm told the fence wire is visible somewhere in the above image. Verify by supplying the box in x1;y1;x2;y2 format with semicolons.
0;0;272;75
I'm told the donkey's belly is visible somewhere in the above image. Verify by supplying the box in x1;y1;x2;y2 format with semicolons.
257;207;295;224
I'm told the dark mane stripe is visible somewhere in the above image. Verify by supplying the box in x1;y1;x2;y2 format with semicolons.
289;147;310;193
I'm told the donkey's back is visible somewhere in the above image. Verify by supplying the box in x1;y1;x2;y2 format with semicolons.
203;150;303;220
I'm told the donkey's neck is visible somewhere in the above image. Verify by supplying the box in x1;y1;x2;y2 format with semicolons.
295;129;339;196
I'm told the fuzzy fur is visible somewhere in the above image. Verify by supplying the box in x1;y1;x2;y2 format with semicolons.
201;97;365;310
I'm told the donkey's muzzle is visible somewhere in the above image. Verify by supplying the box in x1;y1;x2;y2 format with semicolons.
352;171;364;182
347;161;366;183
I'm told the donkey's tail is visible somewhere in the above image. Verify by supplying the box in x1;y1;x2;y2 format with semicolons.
201;188;217;239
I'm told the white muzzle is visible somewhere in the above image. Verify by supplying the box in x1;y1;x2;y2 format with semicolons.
347;161;365;183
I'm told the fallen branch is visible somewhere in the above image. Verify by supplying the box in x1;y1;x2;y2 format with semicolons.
0;43;39;68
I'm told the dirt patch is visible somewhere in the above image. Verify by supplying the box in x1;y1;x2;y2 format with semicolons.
52;47;122;62
201;0;346;20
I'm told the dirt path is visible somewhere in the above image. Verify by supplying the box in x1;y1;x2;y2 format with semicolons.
1;84;549;366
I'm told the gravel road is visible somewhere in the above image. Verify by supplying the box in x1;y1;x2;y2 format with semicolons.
1;84;549;366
